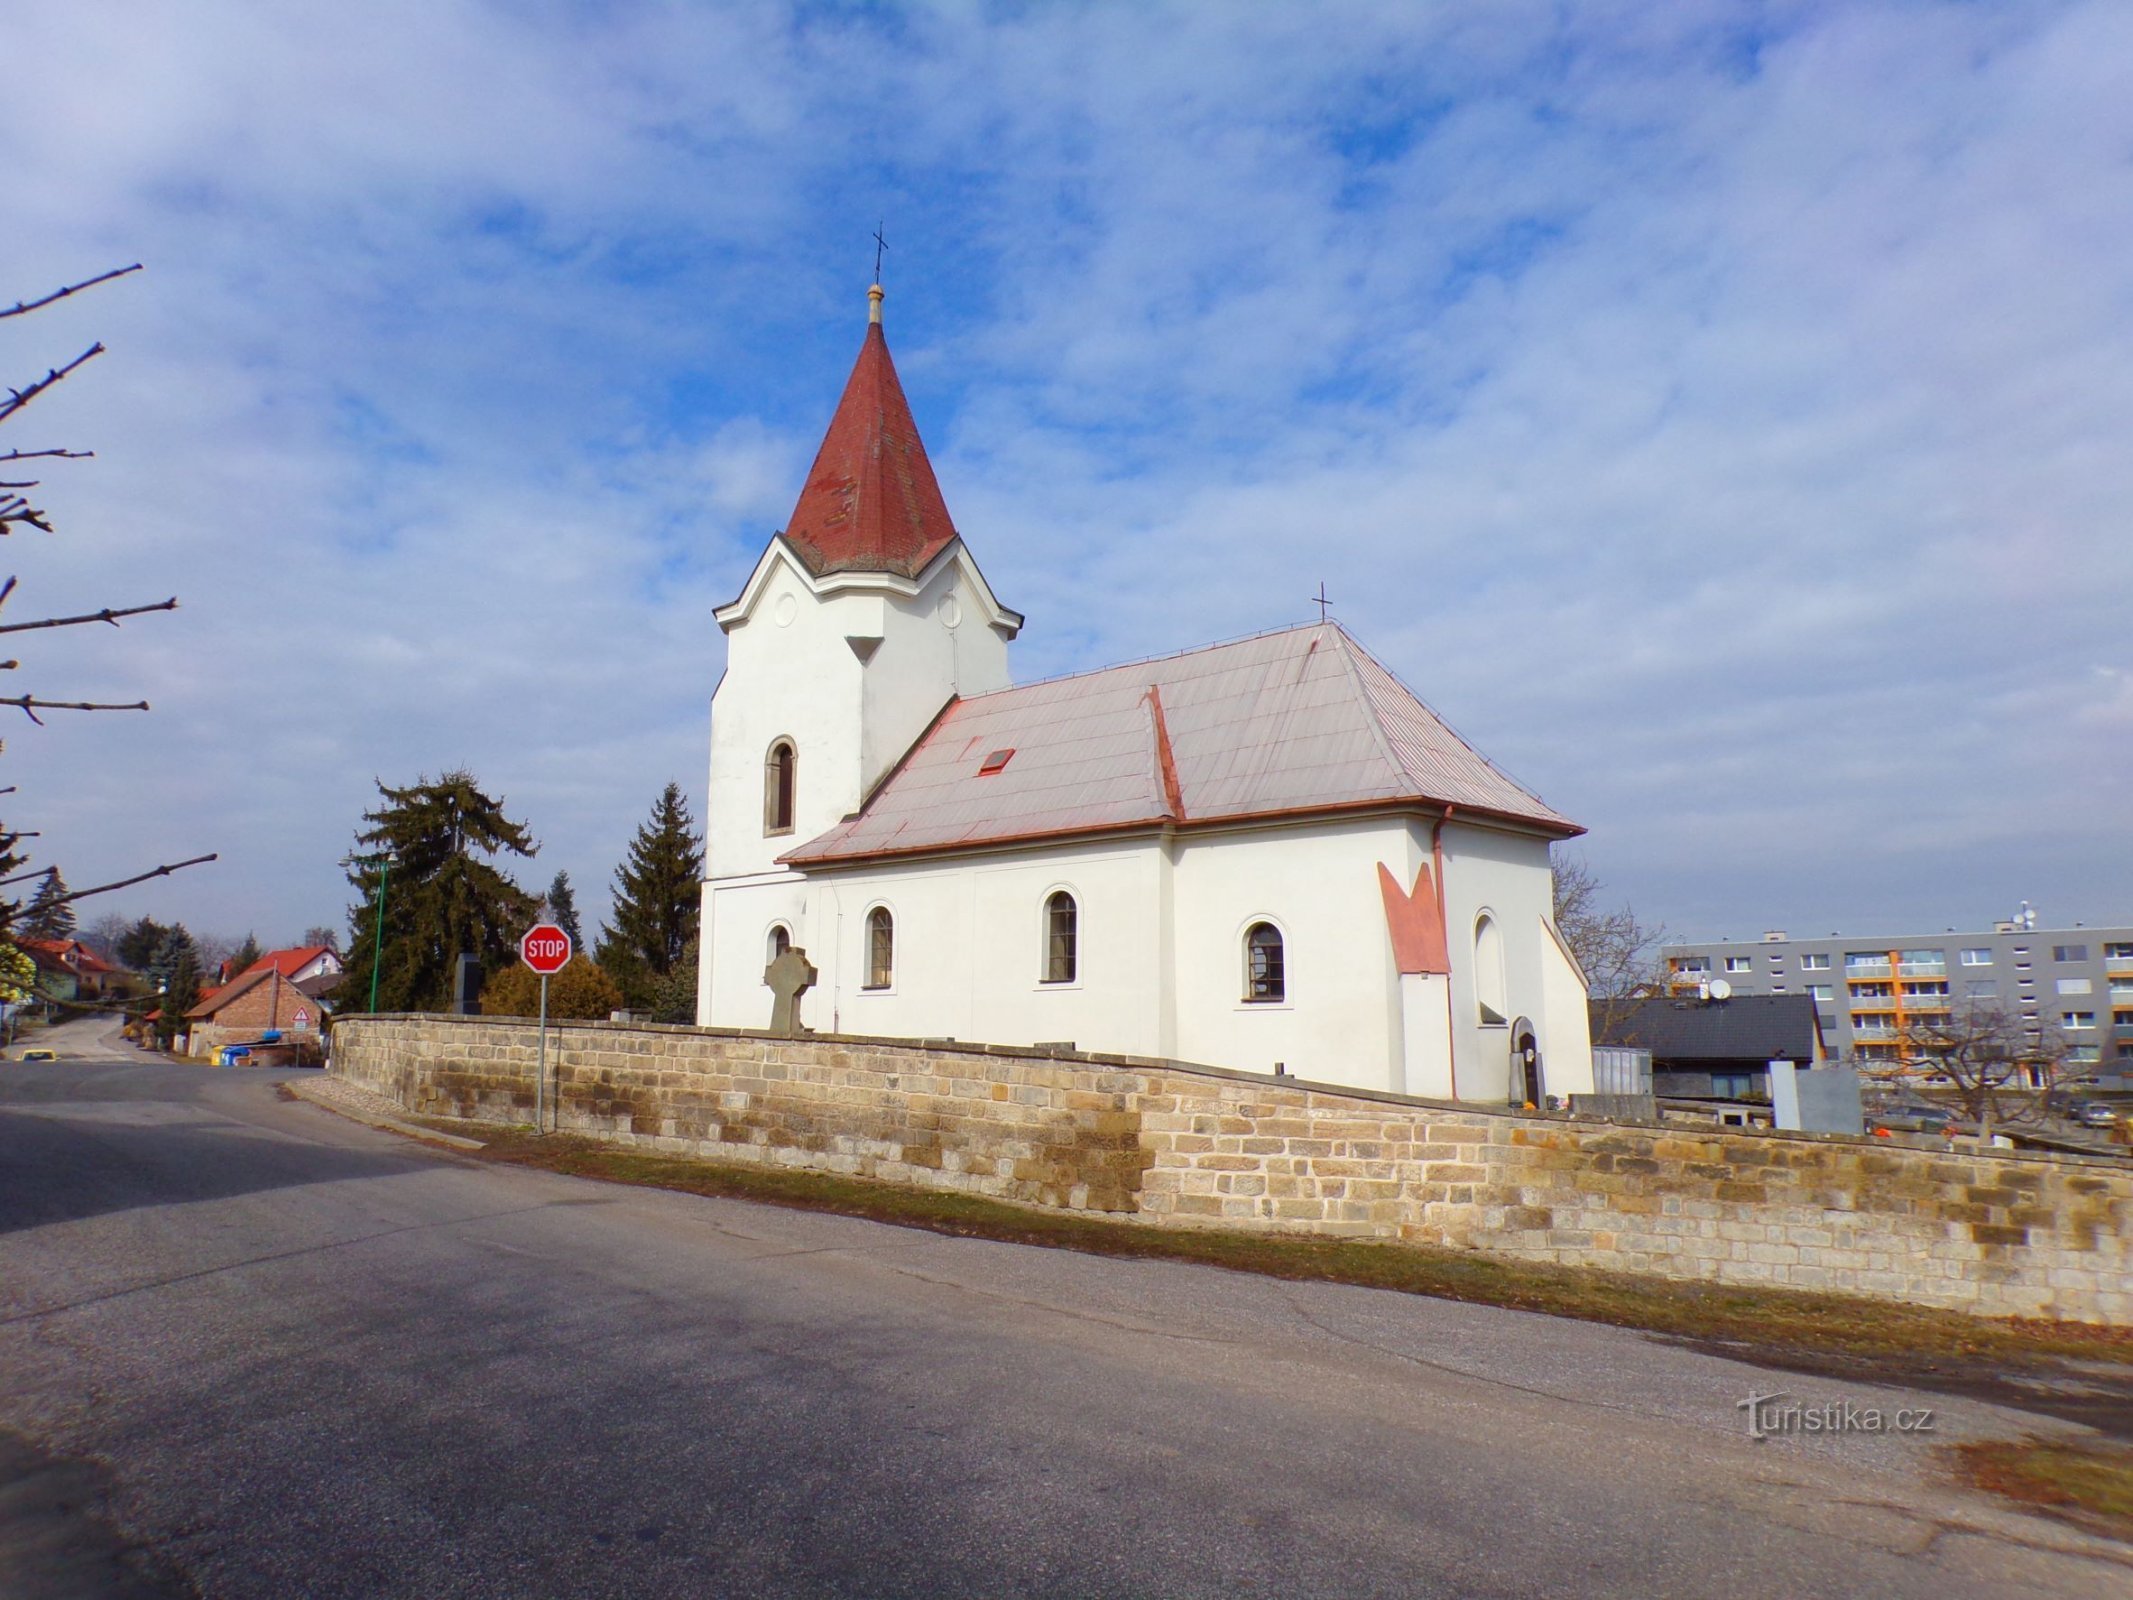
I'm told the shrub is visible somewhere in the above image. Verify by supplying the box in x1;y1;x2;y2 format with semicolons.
479;955;624;1020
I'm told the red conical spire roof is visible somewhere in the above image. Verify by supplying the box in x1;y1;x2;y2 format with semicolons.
781;285;960;579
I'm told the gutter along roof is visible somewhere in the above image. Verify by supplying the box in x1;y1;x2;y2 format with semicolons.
785;622;1580;867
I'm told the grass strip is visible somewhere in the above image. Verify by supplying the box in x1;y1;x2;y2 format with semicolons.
1954;1438;2133;1538
457;1126;2133;1371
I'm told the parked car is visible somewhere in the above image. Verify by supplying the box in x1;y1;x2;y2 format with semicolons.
15;1047;56;1062
2076;1102;2122;1129
1873;1105;1956;1135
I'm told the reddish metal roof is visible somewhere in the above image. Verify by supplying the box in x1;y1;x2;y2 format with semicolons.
781;305;959;580
240;945;332;980
785;623;1579;866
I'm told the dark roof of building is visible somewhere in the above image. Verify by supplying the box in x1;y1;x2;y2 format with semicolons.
1592;995;1822;1063
780;291;960;581
293;970;342;1002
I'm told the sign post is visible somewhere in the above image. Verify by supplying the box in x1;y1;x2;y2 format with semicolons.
520;923;573;1132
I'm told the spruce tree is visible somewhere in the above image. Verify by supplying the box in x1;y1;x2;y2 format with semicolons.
341;770;537;1013
149;925;201;1048
596;784;703;1010
20;869;75;940
543;870;584;949
115;916;170;971
228;932;263;977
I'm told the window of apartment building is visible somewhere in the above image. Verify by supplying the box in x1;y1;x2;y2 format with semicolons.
1710;1073;1755;1099
1902;982;1950;997
1843;951;1890;973
1674;956;1711;974
2057;977;2093;996
2114;1009;2133;1028
2061;1012;2096;1030
2113;979;2133;999
2068;1044;2102;1064
1897;947;1946;973
1965;980;1999;999
1800;953;1830;971
2106;942;2133;961
1724;956;1752;973
1849;981;1892;998
2053;944;2088;962
1959;948;1993;966
1807;984;1833;1003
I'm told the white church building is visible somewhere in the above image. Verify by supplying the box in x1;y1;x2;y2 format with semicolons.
697;285;1594;1104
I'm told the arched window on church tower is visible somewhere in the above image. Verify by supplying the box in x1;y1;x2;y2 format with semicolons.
766;924;791;970
865;906;894;990
764;740;796;835
1244;922;1285;1003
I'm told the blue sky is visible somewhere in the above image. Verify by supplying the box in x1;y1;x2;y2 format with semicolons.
10;0;2131;951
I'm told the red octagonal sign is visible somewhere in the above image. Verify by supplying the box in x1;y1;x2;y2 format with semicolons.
520;923;573;975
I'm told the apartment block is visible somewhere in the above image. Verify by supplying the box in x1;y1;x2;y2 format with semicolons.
1661;910;2133;1076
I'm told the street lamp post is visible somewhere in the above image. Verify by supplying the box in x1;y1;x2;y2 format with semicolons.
345;852;395;1013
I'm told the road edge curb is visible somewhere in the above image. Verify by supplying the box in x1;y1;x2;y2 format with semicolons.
282;1077;487;1151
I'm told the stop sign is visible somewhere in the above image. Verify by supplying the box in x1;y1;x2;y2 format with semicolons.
520;923;573;975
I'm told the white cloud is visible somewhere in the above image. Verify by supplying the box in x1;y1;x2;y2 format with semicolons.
7;0;2129;947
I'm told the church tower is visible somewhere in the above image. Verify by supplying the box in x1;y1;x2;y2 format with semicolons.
703;284;1023;884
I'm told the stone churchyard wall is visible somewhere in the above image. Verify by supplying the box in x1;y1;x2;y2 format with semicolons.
332;1015;2133;1325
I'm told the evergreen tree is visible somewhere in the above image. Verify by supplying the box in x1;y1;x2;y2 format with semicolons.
149;925;201;1048
115;916;171;971
542;870;584;949
0;823;30;946
341;770;537;1013
647;934;699;1025
301;925;342;955
228;932;263;977
596;784;703;1010
20;869;75;940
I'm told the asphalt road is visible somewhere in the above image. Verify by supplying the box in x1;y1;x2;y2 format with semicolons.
2;1016;2127;1599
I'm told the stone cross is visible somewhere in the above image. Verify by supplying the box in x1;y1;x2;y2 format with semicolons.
765;946;817;1037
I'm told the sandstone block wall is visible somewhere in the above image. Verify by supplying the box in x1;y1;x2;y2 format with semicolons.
333;1015;2133;1324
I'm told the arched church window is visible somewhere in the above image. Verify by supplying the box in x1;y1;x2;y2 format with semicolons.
1043;891;1077;984
1474;913;1507;1025
865;907;894;991
1244;922;1285;1003
767;924;791;969
765;740;796;835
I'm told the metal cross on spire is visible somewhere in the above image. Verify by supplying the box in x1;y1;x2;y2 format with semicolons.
1312;582;1332;623
872;222;888;284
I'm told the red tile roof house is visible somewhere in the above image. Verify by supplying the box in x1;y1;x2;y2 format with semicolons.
185;966;327;1065
19;938;123;1008
694;285;1595;1106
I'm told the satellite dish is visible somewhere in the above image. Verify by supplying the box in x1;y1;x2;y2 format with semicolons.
1709;978;1733;1001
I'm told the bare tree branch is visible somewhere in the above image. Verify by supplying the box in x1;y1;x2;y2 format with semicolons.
0;449;93;464
0;265;143;320
0;695;151;725
0;597;178;636
33;853;217;909
0;344;106;429
0;495;55;535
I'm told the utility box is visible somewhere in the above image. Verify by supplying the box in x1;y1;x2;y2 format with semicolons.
1770;1061;1864;1136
